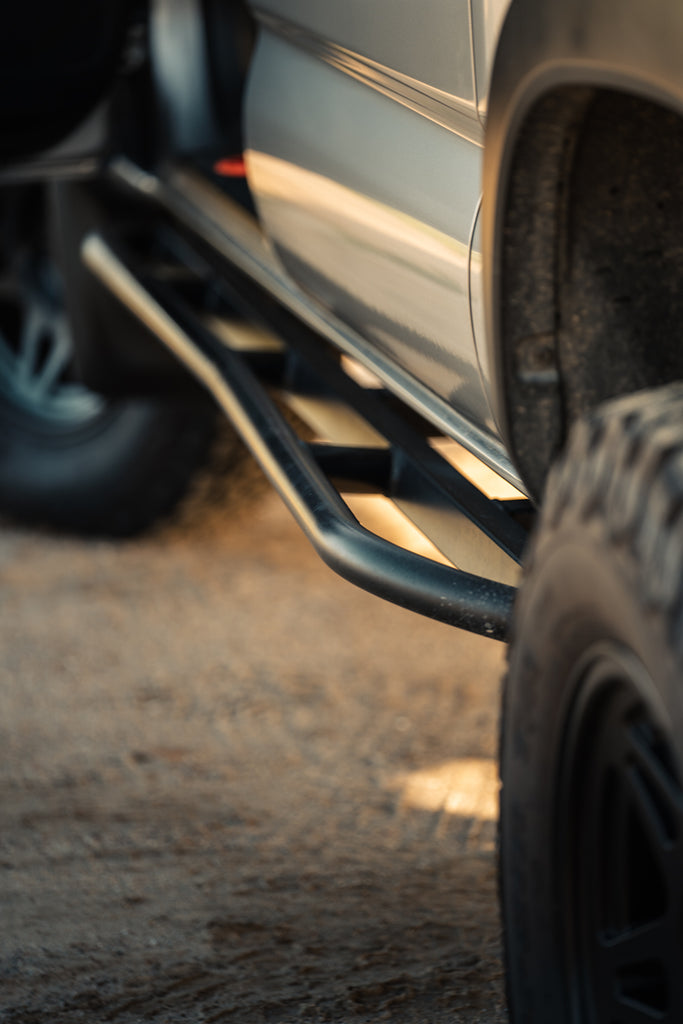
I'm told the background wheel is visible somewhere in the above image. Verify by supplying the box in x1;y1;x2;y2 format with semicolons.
500;383;683;1023
0;186;218;537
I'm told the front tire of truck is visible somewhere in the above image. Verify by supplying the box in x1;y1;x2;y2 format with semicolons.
500;384;683;1022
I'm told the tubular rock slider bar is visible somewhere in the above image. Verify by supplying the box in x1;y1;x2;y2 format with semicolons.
82;228;520;641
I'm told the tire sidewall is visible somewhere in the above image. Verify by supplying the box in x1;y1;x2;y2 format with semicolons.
501;517;683;1023
0;183;217;536
0;392;215;535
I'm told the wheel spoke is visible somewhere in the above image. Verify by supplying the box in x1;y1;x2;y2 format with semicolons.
16;303;46;385
594;920;675;1022
628;724;683;833
599;918;669;971
624;724;683;899
610;1000;672;1023
601;764;633;928
28;314;72;398
625;760;674;856
0;227;103;427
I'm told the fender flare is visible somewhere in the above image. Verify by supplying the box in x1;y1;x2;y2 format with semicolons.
482;0;683;475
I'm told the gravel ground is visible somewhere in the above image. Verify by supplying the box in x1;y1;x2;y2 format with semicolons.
1;451;508;1024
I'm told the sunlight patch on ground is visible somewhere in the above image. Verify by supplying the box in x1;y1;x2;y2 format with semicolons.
392;757;499;820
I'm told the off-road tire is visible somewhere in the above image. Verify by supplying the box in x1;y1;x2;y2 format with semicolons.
0;398;217;537
0;185;218;537
501;383;683;1023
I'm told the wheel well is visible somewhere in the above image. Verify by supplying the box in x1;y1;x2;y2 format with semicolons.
500;88;683;497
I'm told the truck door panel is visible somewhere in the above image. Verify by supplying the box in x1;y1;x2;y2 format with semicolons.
244;3;497;437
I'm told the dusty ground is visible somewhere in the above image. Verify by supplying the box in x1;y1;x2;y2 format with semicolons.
0;449;508;1023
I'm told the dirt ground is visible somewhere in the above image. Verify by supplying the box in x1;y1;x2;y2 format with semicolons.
0;448;508;1024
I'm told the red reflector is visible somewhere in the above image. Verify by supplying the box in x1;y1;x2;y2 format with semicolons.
213;156;247;178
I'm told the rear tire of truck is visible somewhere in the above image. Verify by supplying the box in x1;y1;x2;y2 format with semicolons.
500;384;683;1022
0;188;217;538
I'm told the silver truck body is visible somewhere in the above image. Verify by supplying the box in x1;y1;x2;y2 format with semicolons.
243;2;512;465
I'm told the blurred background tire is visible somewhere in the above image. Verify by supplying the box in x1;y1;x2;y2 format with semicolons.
0;185;217;537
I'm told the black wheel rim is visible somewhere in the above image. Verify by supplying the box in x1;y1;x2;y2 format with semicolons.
561;644;683;1023
0;253;104;425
